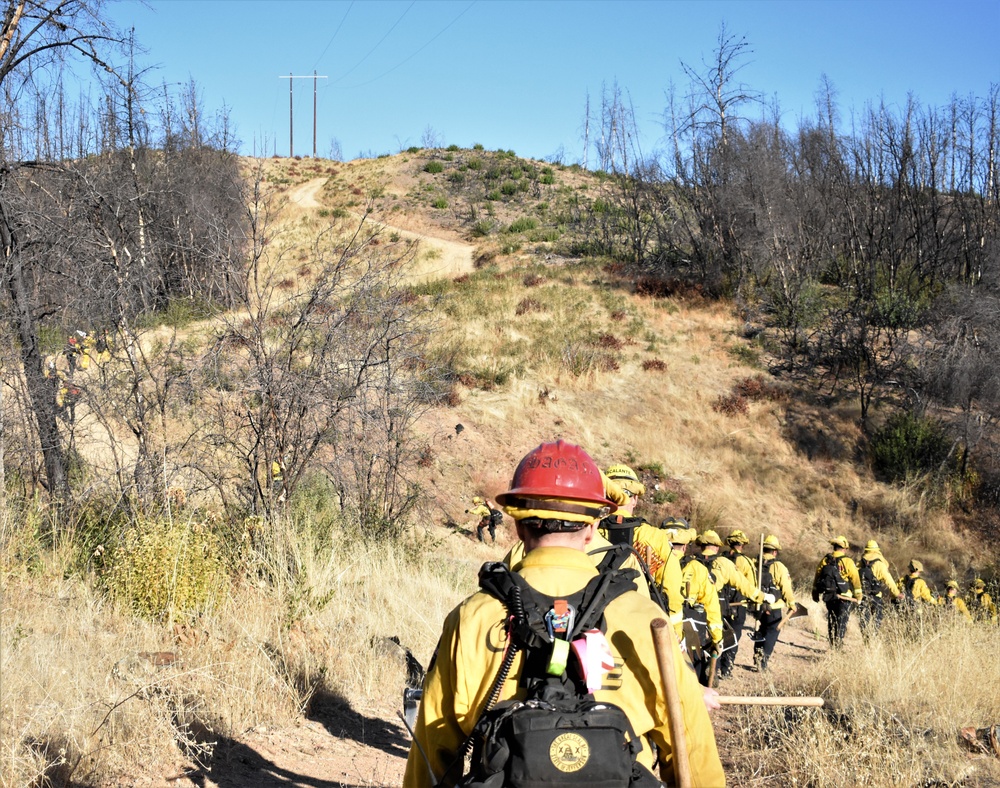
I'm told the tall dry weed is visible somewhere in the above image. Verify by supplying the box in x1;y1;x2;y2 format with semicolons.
725;610;1000;786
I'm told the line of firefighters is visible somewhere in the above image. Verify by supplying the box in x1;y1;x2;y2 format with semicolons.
42;330;111;419
470;462;999;686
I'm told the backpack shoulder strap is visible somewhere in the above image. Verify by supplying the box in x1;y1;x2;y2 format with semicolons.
478;562;550;650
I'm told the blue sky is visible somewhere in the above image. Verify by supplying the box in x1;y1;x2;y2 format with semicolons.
109;0;999;163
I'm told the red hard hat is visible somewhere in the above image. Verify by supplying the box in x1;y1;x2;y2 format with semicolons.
496;440;615;510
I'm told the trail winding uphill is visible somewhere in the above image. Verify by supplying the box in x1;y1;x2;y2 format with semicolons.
285;176;475;281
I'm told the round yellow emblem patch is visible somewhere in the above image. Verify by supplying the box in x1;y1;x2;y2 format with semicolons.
549;732;589;773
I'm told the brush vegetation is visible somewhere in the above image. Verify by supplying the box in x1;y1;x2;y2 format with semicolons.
3;144;999;784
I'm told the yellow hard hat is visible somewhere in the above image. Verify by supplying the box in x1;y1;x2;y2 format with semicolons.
865;539;880;551
946;580;960;591
601;472;630;508
973;578;986;590
831;535;849;549
698;530;723;547
909;559;924;573
763;534;781;551
727;529;749;545
665;526;695;546
472;496;483;505
605;463;646;497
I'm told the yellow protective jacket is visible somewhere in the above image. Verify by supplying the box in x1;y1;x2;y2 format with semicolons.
658;548;686;636
597;512;674;577
861;551;901;598
708;553;764;607
468;503;491;523
764;559;796;610
970;590;998;624
725;549;757;591
681;557;723;646
403;546;726;788
813;550;863;601
940;594;973;622
504;533;652;601
900;573;935;604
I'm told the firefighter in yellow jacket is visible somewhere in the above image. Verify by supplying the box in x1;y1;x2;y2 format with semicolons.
404;440;726;787
753;535;796;671
857;539;902;639
969;578;998;624
465;496;493;543
599;463;675;582
718;529;758;677
940;580;973;622
659;519;696;640
681;534;724;686
697;529;765;678
899;559;935;607
812;535;862;649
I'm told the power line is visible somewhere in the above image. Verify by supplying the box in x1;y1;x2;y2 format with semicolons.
331;0;415;85
313;0;354;70
339;1;476;90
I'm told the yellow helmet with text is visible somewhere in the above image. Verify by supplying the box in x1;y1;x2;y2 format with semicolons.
605;463;646;497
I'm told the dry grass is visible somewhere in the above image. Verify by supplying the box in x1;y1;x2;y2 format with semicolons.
4;152;999;785
0;510;478;787
724;612;1000;786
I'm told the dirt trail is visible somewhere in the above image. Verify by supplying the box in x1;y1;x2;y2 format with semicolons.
286;177;325;209
285;176;475;281
155;600;829;787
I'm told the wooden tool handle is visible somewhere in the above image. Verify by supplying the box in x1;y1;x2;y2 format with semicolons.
716;695;824;707
651;618;692;788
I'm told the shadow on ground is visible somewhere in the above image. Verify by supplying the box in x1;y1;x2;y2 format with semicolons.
306;687;410;758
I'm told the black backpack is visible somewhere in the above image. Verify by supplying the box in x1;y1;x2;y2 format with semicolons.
695;553;729;618
858;557;883;598
598;514;643;547
816;554;850;603
759;558;780;602
488;507;504;529
457;561;660;788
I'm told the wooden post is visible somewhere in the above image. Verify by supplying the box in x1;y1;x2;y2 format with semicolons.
716;695;824;707
651;618;692;788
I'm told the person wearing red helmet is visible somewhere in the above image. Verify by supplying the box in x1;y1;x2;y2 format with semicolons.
404;440;725;788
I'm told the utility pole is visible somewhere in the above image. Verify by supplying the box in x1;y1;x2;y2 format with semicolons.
279;72;328;158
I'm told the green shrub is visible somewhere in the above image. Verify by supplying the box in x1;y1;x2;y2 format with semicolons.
869;412;952;484
473;143;484;151
446;144;460;152
432;198;448;209
500;180;519;196
99;516;227;620
407;146;421;153
471;220;495;237
506;217;538;234
424;161;444;174
486;189;501;201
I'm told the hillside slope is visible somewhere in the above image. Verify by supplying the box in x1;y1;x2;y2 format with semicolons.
6;151;997;788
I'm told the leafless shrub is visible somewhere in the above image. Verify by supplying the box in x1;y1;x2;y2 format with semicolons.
712;392;749;416
515;298;543;316
593;332;624;350
523;273;545;287
642;359;667;372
